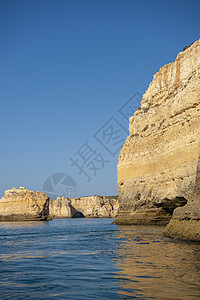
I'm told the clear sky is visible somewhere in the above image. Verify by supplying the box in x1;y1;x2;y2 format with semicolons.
0;0;200;199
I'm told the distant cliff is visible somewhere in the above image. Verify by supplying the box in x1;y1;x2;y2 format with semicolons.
0;187;50;221
114;39;200;237
50;196;119;219
49;197;84;219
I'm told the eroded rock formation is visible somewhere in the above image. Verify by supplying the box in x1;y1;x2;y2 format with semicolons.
163;150;200;241
50;196;119;219
0;187;50;221
114;39;200;227
70;196;119;218
49;196;84;219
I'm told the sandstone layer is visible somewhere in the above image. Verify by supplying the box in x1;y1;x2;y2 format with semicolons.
0;187;50;221
114;39;200;226
50;196;119;219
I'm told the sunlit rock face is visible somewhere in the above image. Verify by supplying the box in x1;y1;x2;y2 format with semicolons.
50;196;119;219
114;39;200;226
0;187;50;221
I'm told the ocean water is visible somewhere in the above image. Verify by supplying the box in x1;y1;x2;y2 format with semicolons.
0;218;199;299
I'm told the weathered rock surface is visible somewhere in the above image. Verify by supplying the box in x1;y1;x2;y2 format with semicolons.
0;187;50;221
49;197;84;219
114;39;200;226
163;150;200;241
50;196;119;219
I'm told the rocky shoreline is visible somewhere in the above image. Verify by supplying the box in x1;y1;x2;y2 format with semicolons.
0;188;119;221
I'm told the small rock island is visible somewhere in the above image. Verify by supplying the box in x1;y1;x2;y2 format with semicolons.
0;187;50;221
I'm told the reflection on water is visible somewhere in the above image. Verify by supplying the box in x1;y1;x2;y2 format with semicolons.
115;225;200;299
0;221;49;229
0;219;199;299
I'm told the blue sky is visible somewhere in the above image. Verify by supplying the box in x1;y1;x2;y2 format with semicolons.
0;0;200;199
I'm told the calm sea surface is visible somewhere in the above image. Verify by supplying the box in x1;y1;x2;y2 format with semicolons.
0;218;199;299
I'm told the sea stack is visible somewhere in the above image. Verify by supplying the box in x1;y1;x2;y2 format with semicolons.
114;39;200;238
0;187;50;221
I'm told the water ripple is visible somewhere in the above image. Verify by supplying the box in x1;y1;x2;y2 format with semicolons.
0;219;200;299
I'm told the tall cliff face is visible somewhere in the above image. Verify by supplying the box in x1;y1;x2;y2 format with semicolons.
0;187;50;221
114;39;200;226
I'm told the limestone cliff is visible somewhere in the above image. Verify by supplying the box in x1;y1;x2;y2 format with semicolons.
0;187;50;221
114;39;200;226
50;196;119;219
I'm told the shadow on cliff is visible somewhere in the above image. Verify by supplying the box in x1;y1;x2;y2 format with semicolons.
70;204;85;218
155;196;187;215
71;210;85;218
